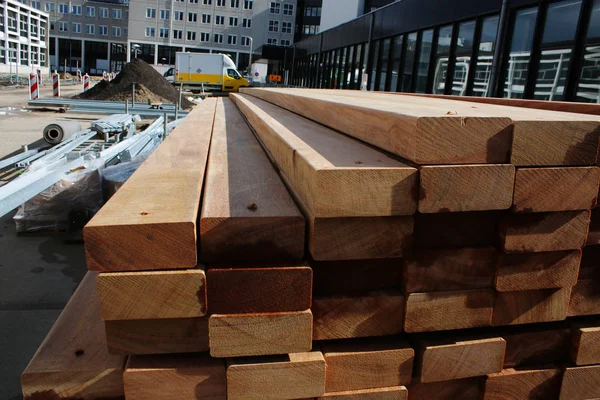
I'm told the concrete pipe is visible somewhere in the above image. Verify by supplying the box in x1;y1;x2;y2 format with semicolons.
43;121;82;145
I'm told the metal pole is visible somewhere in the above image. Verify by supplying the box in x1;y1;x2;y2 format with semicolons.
125;100;129;114
249;37;253;68
175;102;179;120
163;113;168;140
132;82;136;105
178;82;183;110
16;49;19;86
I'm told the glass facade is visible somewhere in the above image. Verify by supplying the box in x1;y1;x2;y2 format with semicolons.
577;0;600;102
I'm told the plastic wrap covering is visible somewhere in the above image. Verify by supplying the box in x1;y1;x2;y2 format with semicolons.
13;161;104;233
102;157;147;200
43;121;83;145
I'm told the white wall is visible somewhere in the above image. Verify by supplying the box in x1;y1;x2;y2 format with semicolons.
320;0;364;32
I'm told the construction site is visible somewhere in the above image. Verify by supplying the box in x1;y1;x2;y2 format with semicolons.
1;0;600;398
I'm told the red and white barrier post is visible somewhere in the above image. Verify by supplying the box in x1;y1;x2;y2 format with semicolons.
83;73;90;92
29;73;39;100
52;72;60;97
36;69;43;87
77;69;82;82
103;71;109;81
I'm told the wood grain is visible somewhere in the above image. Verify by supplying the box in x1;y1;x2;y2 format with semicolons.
124;354;226;400
206;266;312;314
571;324;600;366
407;377;484;400
105;317;209;355
492;288;571;326
318;387;408;400
404;247;497;293
231;93;418;217
404;289;494;333
311;259;403;296
97;269;206;320
227;352;326;400
512;167;600;212
209;310;312;357
501;324;572;368
199;98;305;262
415;337;505;383
84;98;217;271
495;250;581;292
568;279;600;316
239;88;514;165
586;208;600;244
321;337;414;392
413;211;500;249
312;292;405;340
499;210;591;253
418;164;515;213
559;365;600;400
21;272;126;399
484;367;562;400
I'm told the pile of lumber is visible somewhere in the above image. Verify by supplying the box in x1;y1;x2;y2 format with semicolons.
21;90;600;400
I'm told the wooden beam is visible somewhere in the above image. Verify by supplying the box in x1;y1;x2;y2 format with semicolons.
499;210;591;253
495;250;581;291
413;211;500;249
123;354;226;400
318;387;408;400
227;352;326;400
501;323;572;368
206;266;312;314
105;317;209;355
560;365;600;400
312;292;405;340
492;288;571;326
418;164;515;213
404;247;497;293
209;310;312;357
404;289;494;333
484;367;562;400
96;269;206;320
321;338;414;392
568;279;600;316
407;377;484;400
571;324;600;366
239;88;513;165
586;208;600;245
21;272;126;399
84;98;217;271
199;98;305;263
231;93;418;218
414;336;505;383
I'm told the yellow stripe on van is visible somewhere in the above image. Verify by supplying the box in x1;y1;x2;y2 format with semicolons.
176;73;223;84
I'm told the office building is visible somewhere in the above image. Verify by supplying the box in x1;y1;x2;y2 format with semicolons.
319;0;395;32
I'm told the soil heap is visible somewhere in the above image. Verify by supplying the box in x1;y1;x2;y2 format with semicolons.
75;59;193;109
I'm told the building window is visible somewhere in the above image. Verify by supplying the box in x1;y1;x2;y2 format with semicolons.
189;12;198;22
58;21;68;31
472;16;499;97
268;20;279;32
160;9;170;19
113;9;122;19
20;15;27;36
40;52;46;66
200;32;210;42
174;11;183;21
241;36;251;46
99;7;108;18
203;0;211;4
228;34;237;45
230;0;239;7
215;15;224;25
281;39;291;46
31;48;38;64
202;14;211;23
190;0;198;3
20;44;28;66
145;26;155;37
40;23;46;38
432;24;454;94
282;21;292;34
229;16;238;26
72;22;81;33
270;1;280;14
304;6;321;17
503;7;538;99
7;11;17;32
72;5;82;15
146;8;156;18
86;6;95;16
576;0;600;102
242;18;251;28
59;3;68;14
214;33;223;43
173;29;183;39
216;0;225;6
267;38;277;45
283;3;293;15
100;25;108;36
244;0;253;10
112;26;121;36
86;24;95;34
31;1;41;10
159;28;169;38
8;43;17;62
187;30;196;40
45;3;54;13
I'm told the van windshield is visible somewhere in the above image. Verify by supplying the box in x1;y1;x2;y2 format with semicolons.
227;68;241;79
164;68;174;77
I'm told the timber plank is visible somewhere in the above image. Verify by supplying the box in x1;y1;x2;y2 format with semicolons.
512;167;600;212
227;352;326;400
96;269;206;320
492;288;571;326
568;279;600;316
414;336;505;383
105;317;209;355
501;324;572;368
84;98;217;271
407;377;484;400
418;164;515;213
209;310;312;357
123;354;226;400
495;250;581;292
404;289;495;333
206;266;312;314
560;365;600;400
239;88;514;165
484;367;562;400
571;324;600;366
199;98;305;262
499;210;591;253
318;387;408;400
404;247;497;293
231;93;418;217
21;272;126;399
413;211;500;249
321;338;414;392
312;292;405;340
586;208;600;244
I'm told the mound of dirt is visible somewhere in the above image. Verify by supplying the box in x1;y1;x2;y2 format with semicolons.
75;59;193;109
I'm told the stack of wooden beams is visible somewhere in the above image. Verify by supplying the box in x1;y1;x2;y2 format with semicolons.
21;90;600;400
